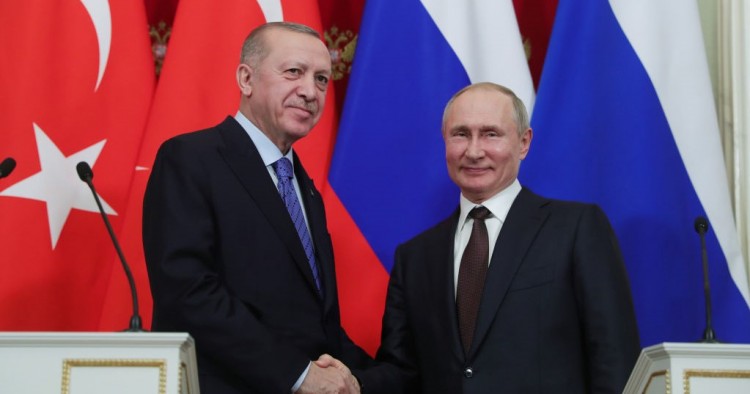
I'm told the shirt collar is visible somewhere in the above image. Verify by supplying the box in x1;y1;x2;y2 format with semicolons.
235;111;295;167
458;179;522;229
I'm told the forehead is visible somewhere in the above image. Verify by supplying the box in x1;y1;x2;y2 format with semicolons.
262;29;331;69
446;89;513;126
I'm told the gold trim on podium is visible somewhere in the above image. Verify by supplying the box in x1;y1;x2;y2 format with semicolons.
643;369;670;394
179;361;191;393
60;358;166;394
683;369;750;394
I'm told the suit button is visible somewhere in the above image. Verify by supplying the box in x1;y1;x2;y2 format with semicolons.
464;367;473;378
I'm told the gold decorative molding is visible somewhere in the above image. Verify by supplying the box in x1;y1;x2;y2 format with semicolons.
643;369;671;394
683;369;750;394
179;361;190;394
61;358;166;394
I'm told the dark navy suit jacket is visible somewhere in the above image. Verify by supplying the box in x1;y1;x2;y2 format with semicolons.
360;188;641;394
143;116;370;393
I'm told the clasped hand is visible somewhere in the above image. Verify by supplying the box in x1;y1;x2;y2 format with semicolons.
295;354;360;394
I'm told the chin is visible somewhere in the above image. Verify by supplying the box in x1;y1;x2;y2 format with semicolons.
283;123;314;137
461;183;497;200
460;186;485;197
459;179;490;192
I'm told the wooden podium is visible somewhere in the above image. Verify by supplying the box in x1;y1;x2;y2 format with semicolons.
624;342;750;394
0;332;199;394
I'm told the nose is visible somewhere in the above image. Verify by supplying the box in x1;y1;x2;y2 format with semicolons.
297;75;317;101
465;136;484;159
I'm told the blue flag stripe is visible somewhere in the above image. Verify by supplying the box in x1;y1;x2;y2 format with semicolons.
330;0;468;271
522;0;750;345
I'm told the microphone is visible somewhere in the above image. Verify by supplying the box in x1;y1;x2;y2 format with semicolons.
0;157;16;178
76;161;144;332
694;216;718;343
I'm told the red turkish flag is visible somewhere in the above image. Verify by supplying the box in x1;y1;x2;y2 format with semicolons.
100;0;339;330
0;0;155;330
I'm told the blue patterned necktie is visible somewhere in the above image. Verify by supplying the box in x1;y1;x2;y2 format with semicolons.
272;157;322;294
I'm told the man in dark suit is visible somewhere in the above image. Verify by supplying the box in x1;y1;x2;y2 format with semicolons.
143;22;369;394
355;82;641;393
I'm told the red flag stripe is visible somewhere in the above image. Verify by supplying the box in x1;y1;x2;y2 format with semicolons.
323;188;389;355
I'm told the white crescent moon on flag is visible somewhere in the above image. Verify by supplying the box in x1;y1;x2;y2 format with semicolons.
257;0;283;22
80;0;111;91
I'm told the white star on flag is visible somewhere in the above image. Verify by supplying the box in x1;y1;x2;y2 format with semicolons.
0;123;116;249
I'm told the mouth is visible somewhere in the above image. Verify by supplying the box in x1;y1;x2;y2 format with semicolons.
295;105;314;113
462;166;488;174
288;102;316;116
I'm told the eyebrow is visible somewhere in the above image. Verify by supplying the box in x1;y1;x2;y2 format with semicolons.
449;124;501;133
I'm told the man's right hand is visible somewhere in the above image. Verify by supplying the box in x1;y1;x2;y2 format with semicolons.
295;359;359;394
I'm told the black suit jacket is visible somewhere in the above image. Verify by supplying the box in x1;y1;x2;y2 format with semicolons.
360;188;640;394
143;116;370;393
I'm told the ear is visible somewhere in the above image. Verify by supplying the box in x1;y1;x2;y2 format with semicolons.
519;128;533;160
237;63;253;96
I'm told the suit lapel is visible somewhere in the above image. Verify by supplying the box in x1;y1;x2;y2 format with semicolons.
215;117;322;299
469;188;549;358
293;153;335;311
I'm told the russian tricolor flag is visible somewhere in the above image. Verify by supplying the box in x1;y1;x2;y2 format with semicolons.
327;0;534;353
330;0;750;353
522;0;750;345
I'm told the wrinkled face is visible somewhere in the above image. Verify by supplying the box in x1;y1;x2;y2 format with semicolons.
239;28;331;152
443;88;532;203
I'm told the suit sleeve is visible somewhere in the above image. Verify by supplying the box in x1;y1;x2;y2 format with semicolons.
143;138;309;392
355;244;419;393
574;205;641;393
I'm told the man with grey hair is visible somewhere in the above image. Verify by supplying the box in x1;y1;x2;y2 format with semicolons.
144;22;370;394
354;82;641;393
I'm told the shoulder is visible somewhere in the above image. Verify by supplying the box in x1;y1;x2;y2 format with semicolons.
160;119;230;151
155;117;250;161
397;210;458;253
519;187;606;218
514;188;617;238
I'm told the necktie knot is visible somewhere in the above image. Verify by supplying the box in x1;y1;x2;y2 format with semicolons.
469;206;491;221
272;157;294;180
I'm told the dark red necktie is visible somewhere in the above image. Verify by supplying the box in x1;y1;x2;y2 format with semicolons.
457;206;491;355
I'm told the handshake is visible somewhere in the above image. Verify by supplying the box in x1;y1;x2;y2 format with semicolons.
295;354;361;394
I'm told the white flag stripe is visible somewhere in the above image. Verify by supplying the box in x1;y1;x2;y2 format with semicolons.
421;0;535;114
611;0;750;306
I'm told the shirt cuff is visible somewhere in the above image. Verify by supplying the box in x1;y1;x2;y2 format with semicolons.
291;361;312;392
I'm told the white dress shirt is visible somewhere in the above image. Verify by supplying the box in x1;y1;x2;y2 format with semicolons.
235;111;312;235
453;179;522;293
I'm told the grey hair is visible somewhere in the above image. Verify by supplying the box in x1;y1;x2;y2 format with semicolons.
442;82;530;136
239;22;321;67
